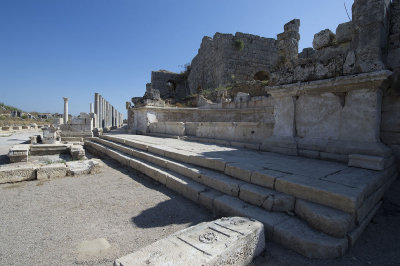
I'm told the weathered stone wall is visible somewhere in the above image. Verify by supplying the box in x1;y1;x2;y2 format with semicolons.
128;0;400;169
149;70;189;100
188;32;278;94
128;71;392;165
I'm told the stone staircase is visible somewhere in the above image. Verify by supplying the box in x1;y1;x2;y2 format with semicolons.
84;134;398;259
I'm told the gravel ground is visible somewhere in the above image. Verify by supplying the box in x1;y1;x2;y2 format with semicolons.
0;156;213;265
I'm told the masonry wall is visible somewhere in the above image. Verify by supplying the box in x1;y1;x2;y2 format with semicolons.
188;33;278;94
150;71;188;100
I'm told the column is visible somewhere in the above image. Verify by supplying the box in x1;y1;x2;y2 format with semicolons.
63;97;69;124
98;95;102;129
90;103;93;113
94;93;99;128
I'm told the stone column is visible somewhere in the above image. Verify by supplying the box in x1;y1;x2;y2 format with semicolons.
94;93;100;128
90;103;93;113
63;97;69;124
98;95;103;128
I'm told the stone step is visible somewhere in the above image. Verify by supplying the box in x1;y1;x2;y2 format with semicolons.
87;138;295;213
85;140;352;259
96;135;394;215
87;136;394;239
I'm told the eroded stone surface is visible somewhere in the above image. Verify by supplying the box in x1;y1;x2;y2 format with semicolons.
115;217;265;266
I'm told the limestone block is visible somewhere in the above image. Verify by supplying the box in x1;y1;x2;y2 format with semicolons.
224;163;252;182
339;89;381;143
164;122;185;136
313;29;335;50
272;217;348;259
284;19;300;33
295;199;354;238
189;155;226;172
200;169;244;197
115;217;265;266
348;201;382;247
2;126;10;131
37;163;67;180
0;164;37;184
348;154;387;170
165;173;207;203
262;192;295;212
343;50;356;74
239;183;295;212
272;96;295;137
275;175;361;213
66;159;102;176
12;126;21;130
356;173;397;223
70;145;86;160
295;93;341;139
239;183;271;207
8;144;30;163
198;189;224;210
250;169;285;189
213;195;289;239
336;22;354;44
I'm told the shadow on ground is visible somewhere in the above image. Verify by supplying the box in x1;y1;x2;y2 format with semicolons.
87;151;213;229
131;198;209;228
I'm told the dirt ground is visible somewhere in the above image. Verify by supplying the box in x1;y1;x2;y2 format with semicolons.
0;131;399;265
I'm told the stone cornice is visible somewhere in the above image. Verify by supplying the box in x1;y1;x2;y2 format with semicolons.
266;70;392;97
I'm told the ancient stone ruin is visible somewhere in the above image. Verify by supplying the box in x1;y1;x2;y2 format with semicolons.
84;0;399;259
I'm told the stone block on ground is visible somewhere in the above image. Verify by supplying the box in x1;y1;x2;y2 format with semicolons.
37;163;67;180
66;159;103;176
0;164;37;184
8;144;30;163
70;145;86;160
115;217;265;266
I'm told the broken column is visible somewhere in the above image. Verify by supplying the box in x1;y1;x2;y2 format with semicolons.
63;97;69;124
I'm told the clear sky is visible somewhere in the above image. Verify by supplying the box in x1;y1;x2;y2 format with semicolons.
0;0;353;117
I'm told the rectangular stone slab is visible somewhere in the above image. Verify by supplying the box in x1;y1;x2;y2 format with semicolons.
115;217;265;266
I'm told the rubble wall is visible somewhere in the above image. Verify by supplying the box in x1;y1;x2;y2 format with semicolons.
150;71;188;100
188;33;278;94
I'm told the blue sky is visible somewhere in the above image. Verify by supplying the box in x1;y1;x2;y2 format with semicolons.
0;0;353;117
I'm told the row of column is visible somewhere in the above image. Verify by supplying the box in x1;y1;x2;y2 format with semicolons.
94;93;124;129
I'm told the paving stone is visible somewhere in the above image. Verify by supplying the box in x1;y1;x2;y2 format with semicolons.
272;217;348;259
295;199;354;238
115;217;265;266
